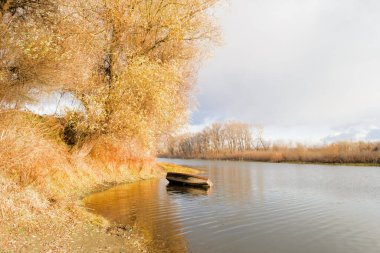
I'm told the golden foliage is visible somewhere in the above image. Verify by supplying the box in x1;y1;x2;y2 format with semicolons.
60;0;221;148
0;0;69;106
1;0;220;153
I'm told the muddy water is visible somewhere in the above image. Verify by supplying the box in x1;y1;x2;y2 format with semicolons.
84;159;380;253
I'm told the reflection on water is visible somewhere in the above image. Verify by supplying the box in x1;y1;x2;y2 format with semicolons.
167;184;212;196
85;159;380;253
84;180;189;252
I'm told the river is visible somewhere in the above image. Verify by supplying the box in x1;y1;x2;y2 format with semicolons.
84;159;380;253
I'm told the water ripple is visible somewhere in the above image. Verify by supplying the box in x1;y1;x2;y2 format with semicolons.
85;160;380;253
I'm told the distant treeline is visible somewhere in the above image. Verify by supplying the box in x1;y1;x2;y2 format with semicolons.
159;122;380;165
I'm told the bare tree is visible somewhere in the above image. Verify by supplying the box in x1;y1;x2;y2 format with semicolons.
160;121;257;157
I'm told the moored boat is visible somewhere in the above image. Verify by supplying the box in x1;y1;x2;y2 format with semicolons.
166;172;213;188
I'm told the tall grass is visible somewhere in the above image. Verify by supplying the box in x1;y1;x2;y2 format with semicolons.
160;142;380;165
0;110;161;251
0;111;69;191
0;110;160;193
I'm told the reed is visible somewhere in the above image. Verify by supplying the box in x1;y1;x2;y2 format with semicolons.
160;142;380;165
0;110;157;251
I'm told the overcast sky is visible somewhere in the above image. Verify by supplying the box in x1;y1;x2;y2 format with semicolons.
190;0;380;143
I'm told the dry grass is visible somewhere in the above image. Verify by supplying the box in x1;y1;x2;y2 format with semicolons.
161;142;380;166
0;174;93;251
158;162;201;174
0;111;72;197
0;110;160;252
0;176;146;252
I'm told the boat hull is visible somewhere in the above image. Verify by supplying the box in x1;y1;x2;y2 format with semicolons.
166;172;213;188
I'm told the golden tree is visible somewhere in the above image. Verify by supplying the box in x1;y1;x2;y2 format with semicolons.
0;0;70;107
1;0;220;154
64;0;220;148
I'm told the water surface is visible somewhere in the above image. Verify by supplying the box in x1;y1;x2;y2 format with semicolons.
84;159;380;253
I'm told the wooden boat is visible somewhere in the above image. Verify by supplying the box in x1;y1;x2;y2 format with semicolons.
166;172;213;188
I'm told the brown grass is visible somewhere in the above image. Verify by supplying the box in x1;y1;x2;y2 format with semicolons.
160;142;380;166
0;110;162;252
158;162;201;174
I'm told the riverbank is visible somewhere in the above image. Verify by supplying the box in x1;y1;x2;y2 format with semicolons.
0;110;204;251
0;163;158;252
0;111;166;252
1;158;200;253
158;162;201;174
159;145;380;167
161;157;380;168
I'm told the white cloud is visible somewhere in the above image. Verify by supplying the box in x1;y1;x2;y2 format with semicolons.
192;0;380;141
